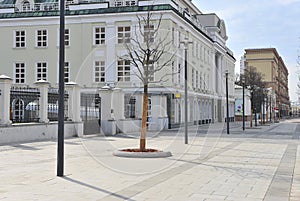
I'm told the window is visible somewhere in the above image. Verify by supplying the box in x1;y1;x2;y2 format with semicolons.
36;62;47;81
200;72;202;89
125;95;136;118
147;60;154;82
118;26;131;43
36;29;47;47
144;24;154;43
12;99;24;122
22;1;30;11
192;68;195;88
178;63;181;84
64;29;70;46
94;61;105;82
114;0;136;7
14;30;26;48
14;63;25;84
94;27;105;45
64;62;70;83
196;70;199;89
171;61;175;84
117;60;130;81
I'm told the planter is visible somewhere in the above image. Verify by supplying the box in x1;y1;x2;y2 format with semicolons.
113;148;172;158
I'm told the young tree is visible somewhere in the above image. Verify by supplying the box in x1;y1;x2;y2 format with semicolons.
122;7;175;151
237;66;265;127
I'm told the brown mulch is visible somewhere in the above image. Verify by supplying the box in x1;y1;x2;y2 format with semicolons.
120;148;161;153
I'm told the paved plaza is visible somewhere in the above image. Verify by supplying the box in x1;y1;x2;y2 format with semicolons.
0;119;300;201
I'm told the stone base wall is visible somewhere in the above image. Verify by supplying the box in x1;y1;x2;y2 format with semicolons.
0;122;83;145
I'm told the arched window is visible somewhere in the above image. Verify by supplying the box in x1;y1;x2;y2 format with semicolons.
12;98;25;122
22;1;30;11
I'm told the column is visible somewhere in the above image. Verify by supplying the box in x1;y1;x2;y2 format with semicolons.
34;80;50;123
0;75;12;125
106;22;116;84
112;88;125;120
65;82;81;122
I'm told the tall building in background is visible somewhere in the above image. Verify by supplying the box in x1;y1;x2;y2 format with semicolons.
243;48;290;117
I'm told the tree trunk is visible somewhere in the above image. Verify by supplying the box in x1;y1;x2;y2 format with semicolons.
140;84;148;151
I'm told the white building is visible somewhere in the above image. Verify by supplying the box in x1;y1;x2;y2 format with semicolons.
0;0;235;133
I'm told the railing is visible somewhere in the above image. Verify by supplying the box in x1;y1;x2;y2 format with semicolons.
48;88;69;121
10;86;40;123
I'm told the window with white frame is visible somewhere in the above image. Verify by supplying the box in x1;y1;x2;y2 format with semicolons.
36;29;47;47
94;27;105;45
22;1;30;11
64;62;70;83
144;24;154;43
14;30;26;48
117;26;130;43
94;61;105;82
117;60;130;81
14;62;25;84
36;62;47;81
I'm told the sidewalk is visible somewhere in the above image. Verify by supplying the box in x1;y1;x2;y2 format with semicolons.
0;121;299;201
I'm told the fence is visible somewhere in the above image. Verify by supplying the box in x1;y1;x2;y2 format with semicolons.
48;88;69;121
8;85;69;123
10;86;40;123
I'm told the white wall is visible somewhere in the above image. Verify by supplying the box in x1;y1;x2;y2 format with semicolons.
0;122;83;145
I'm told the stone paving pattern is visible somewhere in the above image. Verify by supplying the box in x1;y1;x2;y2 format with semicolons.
0;119;300;201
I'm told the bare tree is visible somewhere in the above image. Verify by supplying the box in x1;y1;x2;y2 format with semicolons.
122;7;175;151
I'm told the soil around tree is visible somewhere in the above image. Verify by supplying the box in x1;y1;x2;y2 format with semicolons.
113;148;172;158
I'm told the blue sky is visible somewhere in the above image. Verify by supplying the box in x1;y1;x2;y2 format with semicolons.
195;0;300;102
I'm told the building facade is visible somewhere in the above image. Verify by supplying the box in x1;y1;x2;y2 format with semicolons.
243;48;290;118
0;0;235;132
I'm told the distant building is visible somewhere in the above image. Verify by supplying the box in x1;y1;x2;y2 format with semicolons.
243;48;290;117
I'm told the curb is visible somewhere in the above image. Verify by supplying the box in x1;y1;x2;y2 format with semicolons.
113;150;172;158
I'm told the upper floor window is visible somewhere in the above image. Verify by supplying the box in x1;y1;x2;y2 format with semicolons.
144;24;154;43
36;29;47;47
64;29;70;46
94;61;105;82
117;60;130;81
36;62;47;81
14;62;26;84
94;27;105;45
118;26;131;44
114;0;136;7
14;30;26;48
22;1;30;11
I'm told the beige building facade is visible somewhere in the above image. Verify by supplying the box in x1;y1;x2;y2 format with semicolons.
244;48;290;117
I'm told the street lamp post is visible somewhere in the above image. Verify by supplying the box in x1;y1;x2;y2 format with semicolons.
225;71;229;134
242;77;245;131
57;0;65;177
181;39;192;144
